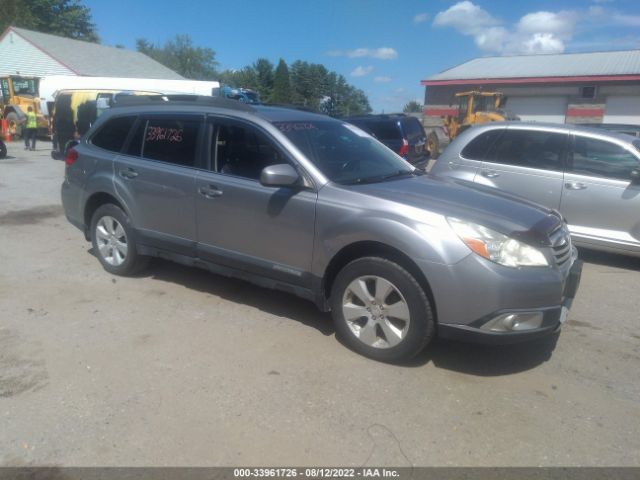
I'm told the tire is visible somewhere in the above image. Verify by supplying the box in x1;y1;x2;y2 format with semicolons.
330;257;435;362
6;112;22;139
90;204;148;276
0;141;6;159
427;131;440;159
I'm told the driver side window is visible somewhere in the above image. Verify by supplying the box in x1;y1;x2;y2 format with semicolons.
211;121;285;180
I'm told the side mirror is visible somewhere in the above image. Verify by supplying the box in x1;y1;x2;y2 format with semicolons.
260;164;300;188
630;168;640;183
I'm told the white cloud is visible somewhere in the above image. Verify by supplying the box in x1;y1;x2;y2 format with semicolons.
413;13;429;23
374;76;393;83
433;2;573;54
327;47;398;60
433;1;500;35
351;66;374;77
434;1;640;55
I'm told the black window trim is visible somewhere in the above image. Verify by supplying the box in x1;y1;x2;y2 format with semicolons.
205;114;317;190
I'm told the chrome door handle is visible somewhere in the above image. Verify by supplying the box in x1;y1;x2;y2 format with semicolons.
565;181;587;190
481;170;500;178
119;168;138;179
198;185;223;198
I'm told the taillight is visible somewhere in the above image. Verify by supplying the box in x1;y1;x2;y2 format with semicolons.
65;148;78;166
399;138;409;157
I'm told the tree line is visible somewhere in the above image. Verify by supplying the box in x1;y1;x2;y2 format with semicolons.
138;38;372;116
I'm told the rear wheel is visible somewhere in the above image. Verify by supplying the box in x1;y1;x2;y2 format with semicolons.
90;204;148;276
330;257;435;362
0;140;6;159
427;131;439;159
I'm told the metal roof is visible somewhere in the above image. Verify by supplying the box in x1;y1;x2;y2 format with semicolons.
424;50;640;82
9;27;184;80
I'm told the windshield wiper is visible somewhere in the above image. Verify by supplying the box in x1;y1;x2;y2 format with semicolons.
342;169;418;185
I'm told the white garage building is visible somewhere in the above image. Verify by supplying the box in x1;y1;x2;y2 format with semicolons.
422;49;640;126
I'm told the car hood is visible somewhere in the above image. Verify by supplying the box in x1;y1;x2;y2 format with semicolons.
348;174;562;245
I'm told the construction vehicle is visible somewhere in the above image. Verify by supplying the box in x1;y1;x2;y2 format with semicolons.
426;91;518;158
0;75;49;138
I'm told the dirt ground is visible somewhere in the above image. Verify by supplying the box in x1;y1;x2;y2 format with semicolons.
1;141;639;467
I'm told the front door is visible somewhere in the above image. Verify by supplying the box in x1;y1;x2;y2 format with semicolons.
195;117;317;287
560;134;640;252
475;127;568;211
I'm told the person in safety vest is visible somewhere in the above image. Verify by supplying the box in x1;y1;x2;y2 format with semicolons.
24;107;38;151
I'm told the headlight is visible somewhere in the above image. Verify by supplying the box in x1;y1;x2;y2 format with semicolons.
448;217;548;267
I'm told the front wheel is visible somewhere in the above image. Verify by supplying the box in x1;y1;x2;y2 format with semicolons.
330;257;435;362
90;204;148;276
0;140;6;159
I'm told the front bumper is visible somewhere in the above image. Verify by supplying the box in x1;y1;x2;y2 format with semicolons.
438;259;583;344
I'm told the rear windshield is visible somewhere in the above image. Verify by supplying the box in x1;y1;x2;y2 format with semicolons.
273;120;413;184
401;118;425;139
347;119;402;141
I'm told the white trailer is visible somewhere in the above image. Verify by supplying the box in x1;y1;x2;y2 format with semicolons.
38;75;220;115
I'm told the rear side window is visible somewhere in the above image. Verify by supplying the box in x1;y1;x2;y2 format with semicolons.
91;116;136;152
137;118;200;167
570;136;639;181
485;129;566;171
461;129;503;160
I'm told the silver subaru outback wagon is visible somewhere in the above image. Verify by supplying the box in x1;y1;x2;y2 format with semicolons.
61;96;582;362
430;122;640;258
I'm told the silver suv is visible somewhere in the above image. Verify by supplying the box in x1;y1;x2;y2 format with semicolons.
61;97;582;362
431;122;640;258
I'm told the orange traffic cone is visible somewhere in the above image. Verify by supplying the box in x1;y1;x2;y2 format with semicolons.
1;119;10;142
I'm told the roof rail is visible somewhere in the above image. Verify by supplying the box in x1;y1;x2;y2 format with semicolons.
113;94;255;112
263;103;322;113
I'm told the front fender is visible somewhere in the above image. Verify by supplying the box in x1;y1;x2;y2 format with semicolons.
312;185;471;278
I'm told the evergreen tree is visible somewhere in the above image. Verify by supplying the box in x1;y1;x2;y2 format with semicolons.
271;58;291;104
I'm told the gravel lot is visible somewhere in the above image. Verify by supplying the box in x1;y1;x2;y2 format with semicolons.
1;141;639;467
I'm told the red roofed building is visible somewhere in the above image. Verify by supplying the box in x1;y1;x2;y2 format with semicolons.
421;50;640;126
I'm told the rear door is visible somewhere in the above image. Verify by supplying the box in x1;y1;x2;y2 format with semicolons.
113;114;203;255
194;116;317;287
475;128;567;210
560;134;640;252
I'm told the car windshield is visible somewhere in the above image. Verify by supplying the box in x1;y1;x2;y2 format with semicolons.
273;120;416;184
634;139;640;154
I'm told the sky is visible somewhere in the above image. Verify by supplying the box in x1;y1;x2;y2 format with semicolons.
84;0;640;112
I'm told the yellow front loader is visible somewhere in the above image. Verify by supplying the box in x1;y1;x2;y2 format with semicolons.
427;91;518;158
0;75;49;138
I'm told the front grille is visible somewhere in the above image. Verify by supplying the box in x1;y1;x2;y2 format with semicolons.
549;224;572;266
